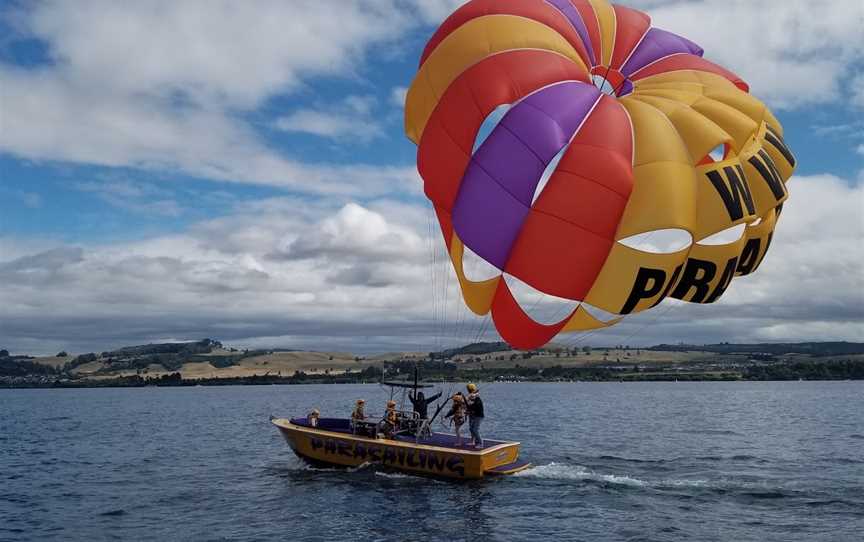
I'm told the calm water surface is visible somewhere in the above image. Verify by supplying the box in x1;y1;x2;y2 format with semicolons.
1;382;863;541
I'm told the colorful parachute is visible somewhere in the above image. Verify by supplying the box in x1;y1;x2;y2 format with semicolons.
404;0;795;350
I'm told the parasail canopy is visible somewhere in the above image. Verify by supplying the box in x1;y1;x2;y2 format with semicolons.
405;0;796;350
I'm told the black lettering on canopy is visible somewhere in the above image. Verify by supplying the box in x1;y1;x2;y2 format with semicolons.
651;264;683;308
670;258;717;303
754;232;773;270
748;151;786;202
705;257;738;303
736;238;762;275
706;165;755;221
621;267;667;315
764;126;796;167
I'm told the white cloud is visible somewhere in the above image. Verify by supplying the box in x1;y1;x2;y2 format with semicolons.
631;0;864;110
273;95;383;140
2;172;863;354
75;180;182;217
13;191;44;209
0;1;422;196
390;86;408;108
409;0;467;25
23;0;412;109
857;144;864;157
853;72;864;109
0;199;441;354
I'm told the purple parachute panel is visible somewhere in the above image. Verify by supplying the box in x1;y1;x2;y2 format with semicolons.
544;0;596;65
452;81;601;269
621;28;704;78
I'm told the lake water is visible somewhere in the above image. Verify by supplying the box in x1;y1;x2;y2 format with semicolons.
1;382;863;541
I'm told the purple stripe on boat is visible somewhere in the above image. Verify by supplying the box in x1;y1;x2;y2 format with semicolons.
544;0;596;65
620;28;704;78
452;82;601;269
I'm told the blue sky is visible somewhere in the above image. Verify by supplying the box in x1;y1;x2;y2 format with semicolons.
1;0;862;355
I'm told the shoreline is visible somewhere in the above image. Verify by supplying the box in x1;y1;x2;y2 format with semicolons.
4;370;863;389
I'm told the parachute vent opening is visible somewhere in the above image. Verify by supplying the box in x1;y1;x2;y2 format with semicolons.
699;143;729;165
591;74;618;97
709;144;727;161
461;244;501;282
502;274;579;325
698;223;746;246
618;229;692;254
532;145;568;205
472;104;510;154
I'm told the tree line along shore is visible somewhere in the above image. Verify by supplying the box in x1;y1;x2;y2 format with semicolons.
2;339;863;388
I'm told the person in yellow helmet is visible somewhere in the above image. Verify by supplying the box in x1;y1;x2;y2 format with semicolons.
444;392;467;446
466;383;484;448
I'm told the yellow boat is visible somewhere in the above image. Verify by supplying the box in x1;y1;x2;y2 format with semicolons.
271;415;531;480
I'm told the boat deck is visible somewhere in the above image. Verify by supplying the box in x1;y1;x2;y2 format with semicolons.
290;417;508;451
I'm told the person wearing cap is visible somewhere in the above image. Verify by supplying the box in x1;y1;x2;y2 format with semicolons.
466;383;484;448
307;408;320;428
444;393;467;446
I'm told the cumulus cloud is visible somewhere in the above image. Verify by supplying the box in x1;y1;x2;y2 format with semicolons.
273;95;384;140
635;0;864;110
0;200;439;354
0;1;423;196
2;172;863;354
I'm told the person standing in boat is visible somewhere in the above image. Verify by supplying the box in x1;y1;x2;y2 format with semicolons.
444;393;467;446
350;399;366;432
408;390;441;421
466;383;484;448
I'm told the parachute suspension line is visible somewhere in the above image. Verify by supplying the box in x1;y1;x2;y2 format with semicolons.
441;229;452;349
426;204;442;352
617;297;684;347
475;312;493;345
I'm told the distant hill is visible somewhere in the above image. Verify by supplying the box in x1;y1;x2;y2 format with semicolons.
430;342;512;359
4;338;864;387
647;342;864;357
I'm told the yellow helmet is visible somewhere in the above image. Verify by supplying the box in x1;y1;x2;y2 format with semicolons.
387;400;396;408
467;383;478;393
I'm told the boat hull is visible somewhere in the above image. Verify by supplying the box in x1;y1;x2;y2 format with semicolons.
271;418;528;479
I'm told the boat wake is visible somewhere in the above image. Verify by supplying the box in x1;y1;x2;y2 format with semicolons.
512;463;837;501
513;462;658;487
511;462;778;491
